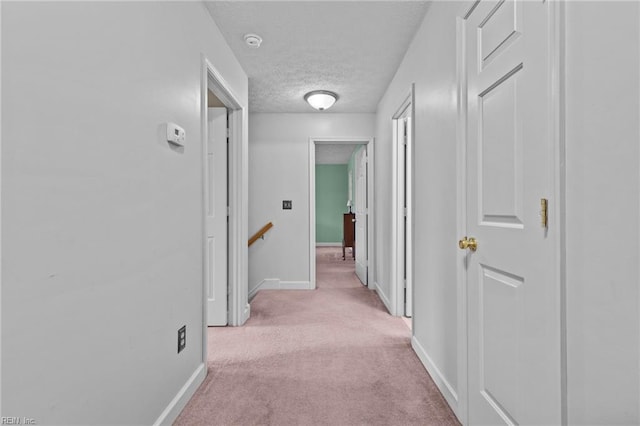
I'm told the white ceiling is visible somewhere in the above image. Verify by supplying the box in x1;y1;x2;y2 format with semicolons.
204;1;430;113
316;144;360;164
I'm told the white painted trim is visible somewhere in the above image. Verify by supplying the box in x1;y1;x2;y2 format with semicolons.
549;1;567;423
228;107;249;328
455;8;470;425
411;336;459;415
367;138;377;290
250;278;313;300
249;278;278;300
248;285;260;301
315;242;342;247
390;119;399;316
309;138;375;292
367;141;376;291
153;363;206;426
242;304;250;325
391;86;415;318
272;280;313;290
375;282;393;315
201;55;249;371
406;98;414;319
0;1;3;415
309;141;316;289
200;59;211;363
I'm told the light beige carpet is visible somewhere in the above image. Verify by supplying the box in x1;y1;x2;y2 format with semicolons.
174;247;459;426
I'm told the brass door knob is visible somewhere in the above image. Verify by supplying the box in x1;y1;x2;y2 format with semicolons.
458;237;478;252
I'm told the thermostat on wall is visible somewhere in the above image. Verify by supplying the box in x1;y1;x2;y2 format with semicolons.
166;122;186;146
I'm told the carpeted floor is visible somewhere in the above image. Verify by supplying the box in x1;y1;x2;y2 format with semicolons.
174;247;459;426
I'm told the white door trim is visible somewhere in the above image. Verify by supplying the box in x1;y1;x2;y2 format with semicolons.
454;1;566;423
391;85;414;317
200;57;249;365
549;2;568;422
0;1;3;415
309;138;375;290
454;10;469;423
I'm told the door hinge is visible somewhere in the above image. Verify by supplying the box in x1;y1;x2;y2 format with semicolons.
403;207;407;217
540;198;548;229
227;206;230;217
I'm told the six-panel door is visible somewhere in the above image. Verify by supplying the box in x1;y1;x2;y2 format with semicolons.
464;1;561;424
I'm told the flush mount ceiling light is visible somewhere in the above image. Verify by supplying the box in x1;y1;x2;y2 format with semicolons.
244;33;262;48
304;90;338;111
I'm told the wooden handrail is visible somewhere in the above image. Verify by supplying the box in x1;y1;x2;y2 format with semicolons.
248;222;274;247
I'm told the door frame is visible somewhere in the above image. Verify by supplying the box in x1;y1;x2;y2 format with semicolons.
200;56;249;366
0;1;3;415
391;85;414;317
455;1;566;423
309;138;375;290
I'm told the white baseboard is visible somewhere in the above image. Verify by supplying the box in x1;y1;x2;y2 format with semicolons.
411;336;459;416
153;363;206;426
375;281;394;315
249;279;313;300
316;242;342;247
249;278;278;300
241;303;250;325
278;280;313;290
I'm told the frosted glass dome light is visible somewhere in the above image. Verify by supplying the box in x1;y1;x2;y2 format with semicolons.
304;90;338;111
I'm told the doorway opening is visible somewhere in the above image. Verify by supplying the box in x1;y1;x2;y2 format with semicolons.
392;85;414;320
313;143;367;283
200;57;248;366
309;138;375;290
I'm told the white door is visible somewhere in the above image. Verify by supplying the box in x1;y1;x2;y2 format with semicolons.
354;146;368;285
206;107;228;326
403;117;413;317
464;1;560;424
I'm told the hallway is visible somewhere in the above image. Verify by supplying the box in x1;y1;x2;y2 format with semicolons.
175;247;459;425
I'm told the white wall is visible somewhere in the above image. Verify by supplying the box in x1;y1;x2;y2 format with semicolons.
1;2;247;424
565;2;640;423
374;1;461;413
248;113;375;294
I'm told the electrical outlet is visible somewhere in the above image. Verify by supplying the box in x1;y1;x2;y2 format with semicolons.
283;200;292;210
177;325;186;353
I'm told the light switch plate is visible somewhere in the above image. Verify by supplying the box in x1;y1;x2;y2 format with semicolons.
177;325;186;353
283;200;292;210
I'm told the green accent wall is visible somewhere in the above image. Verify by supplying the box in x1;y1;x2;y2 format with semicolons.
316;164;348;243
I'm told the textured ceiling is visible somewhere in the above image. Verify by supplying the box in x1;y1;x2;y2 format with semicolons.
204;1;430;113
315;144;360;164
